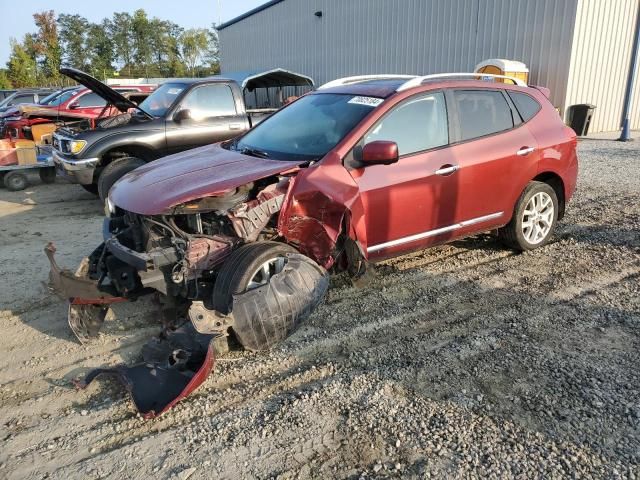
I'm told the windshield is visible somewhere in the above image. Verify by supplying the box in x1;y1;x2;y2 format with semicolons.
138;82;187;117
0;94;16;108
232;93;378;161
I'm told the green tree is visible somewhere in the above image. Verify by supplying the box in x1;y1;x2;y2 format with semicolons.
204;23;220;74
33;10;62;84
132;9;152;76
110;12;134;75
0;69;13;89
58;14;89;70
181;28;209;76
7;39;37;87
87;19;115;80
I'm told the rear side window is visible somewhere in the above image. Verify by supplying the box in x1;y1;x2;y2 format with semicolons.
77;92;107;107
453;90;513;141
508;91;541;122
364;92;448;156
180;84;237;119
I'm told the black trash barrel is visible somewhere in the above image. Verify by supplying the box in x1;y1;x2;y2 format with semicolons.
567;104;596;136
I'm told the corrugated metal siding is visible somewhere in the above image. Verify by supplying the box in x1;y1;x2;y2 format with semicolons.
565;0;640;132
220;0;579;110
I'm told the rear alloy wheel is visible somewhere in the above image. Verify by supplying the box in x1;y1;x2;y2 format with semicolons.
498;181;558;251
97;157;146;202
4;171;28;191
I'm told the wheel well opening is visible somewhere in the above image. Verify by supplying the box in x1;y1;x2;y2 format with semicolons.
102;146;155;165
534;172;565;219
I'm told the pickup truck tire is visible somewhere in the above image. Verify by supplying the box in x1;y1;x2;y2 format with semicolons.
39;167;56;184
81;183;99;195
212;241;297;314
498;181;558;251
98;157;146;202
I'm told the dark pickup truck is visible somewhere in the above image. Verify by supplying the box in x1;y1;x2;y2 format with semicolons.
53;68;314;200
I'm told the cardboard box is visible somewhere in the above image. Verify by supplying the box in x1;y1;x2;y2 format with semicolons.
31;123;57;144
0;139;18;166
15;139;37;165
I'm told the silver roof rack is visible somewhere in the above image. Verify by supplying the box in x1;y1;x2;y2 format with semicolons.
397;73;527;91
318;74;418;90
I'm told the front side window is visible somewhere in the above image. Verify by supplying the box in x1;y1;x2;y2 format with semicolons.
179;84;237;119
364;92;448;156
77;92;107;108
233;93;376;161
454;90;514;141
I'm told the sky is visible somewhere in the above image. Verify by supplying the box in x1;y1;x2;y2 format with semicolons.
0;0;268;65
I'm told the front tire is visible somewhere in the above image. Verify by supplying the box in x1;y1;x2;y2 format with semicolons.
212;241;297;314
498;181;558;251
80;183;99;196
97;157;146;202
39;167;56;184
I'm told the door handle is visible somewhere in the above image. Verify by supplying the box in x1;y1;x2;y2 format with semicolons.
229;123;243;130
435;164;459;176
516;146;535;156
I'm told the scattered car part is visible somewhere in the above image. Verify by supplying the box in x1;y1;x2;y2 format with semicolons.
75;322;216;418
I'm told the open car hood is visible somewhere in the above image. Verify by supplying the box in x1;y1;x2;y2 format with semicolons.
60;67;139;113
109;143;302;215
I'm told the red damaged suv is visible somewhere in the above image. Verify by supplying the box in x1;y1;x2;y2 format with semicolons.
47;73;577;415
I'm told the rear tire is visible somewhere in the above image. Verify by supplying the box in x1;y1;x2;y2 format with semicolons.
39;167;56;184
97;157;145;202
498;181;558;251
212;241;297;314
4;171;28;191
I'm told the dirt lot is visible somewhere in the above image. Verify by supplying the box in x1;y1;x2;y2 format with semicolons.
0;135;639;479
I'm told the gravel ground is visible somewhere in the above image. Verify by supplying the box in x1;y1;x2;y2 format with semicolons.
0;134;639;479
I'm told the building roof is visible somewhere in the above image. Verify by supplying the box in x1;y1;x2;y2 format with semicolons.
217;0;286;30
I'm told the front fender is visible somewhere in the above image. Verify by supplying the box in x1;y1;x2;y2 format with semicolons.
278;154;367;269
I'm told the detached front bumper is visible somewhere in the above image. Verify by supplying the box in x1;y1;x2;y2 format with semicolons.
52;150;99;185
45;242;126;342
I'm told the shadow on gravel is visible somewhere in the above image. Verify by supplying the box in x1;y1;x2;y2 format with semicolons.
287;244;640;466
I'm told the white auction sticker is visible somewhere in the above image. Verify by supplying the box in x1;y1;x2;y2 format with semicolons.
348;96;384;107
167;88;183;95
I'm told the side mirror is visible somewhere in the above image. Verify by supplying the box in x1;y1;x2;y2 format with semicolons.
361;141;399;166
68;101;79;110
174;109;192;122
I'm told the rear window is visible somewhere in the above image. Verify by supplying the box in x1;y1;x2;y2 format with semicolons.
453;90;514;141
508;91;541;122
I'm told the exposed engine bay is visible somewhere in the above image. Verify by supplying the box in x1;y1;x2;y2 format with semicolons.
46;175;333;416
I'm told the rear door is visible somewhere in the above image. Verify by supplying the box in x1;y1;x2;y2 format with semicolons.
165;83;249;154
446;88;540;236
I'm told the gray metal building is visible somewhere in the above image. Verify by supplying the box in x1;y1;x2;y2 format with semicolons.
218;0;640;133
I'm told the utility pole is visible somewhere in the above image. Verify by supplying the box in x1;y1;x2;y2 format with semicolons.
619;0;640;141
